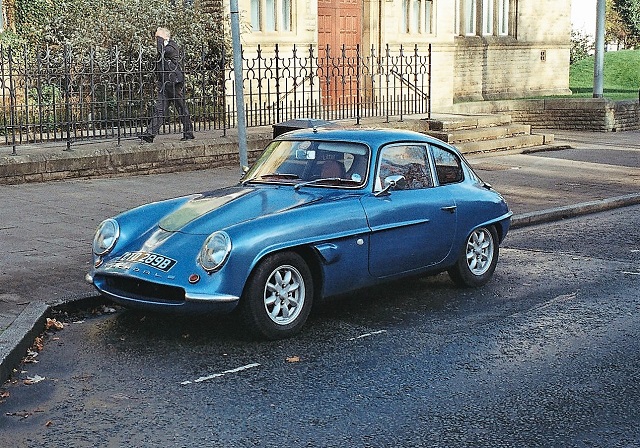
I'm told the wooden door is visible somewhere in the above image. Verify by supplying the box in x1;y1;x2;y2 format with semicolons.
317;0;362;108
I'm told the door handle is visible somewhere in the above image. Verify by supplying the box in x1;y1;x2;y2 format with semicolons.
441;205;457;213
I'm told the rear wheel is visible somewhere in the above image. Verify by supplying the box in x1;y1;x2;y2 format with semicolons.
240;251;313;340
448;226;498;287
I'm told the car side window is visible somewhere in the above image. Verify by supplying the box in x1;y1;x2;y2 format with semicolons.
376;144;433;191
431;145;463;185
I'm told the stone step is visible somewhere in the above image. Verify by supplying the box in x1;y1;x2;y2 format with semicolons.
427;123;532;144
355;113;554;154
427;113;513;131
454;134;546;154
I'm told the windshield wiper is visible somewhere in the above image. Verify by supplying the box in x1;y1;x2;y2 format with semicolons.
242;173;299;185
260;173;300;180
294;177;359;190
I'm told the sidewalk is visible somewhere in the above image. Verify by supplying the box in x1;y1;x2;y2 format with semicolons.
1;127;639;384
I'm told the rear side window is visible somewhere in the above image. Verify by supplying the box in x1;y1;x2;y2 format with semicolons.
431;145;463;185
377;144;433;191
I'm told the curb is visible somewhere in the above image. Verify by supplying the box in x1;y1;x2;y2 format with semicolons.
511;193;640;229
0;292;104;385
0;302;49;385
2;193;639;386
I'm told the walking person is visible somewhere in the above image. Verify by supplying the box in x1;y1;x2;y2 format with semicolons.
139;27;194;143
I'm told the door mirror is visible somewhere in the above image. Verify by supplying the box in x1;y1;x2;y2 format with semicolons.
384;175;406;190
375;175;406;196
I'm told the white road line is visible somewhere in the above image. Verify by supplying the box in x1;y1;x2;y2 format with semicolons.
180;363;261;385
348;330;387;341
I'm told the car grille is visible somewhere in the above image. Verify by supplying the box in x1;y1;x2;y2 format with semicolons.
102;275;185;303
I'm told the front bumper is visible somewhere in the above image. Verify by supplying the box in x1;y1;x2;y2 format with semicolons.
86;272;240;314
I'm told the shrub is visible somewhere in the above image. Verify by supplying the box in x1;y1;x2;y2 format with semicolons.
2;0;228;63
571;29;594;65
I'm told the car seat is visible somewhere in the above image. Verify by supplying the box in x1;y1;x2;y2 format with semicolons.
320;160;345;178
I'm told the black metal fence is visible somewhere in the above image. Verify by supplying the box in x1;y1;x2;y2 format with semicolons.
0;43;431;153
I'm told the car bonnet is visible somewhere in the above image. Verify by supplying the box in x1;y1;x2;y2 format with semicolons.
157;185;324;235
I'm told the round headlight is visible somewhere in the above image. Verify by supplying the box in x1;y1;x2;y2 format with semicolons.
198;231;232;272
93;219;120;255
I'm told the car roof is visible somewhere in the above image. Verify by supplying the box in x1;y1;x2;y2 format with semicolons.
274;126;442;150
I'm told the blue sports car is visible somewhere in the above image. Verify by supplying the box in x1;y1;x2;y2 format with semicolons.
87;127;511;339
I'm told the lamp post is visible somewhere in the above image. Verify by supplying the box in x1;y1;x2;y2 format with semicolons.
230;0;249;171
593;0;605;98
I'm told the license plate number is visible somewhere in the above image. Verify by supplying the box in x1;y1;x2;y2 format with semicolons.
114;251;177;272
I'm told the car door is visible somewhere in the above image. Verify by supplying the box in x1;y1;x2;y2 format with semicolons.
361;144;457;278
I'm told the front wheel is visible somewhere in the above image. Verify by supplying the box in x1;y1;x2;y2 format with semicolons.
240;251;313;340
448;226;499;287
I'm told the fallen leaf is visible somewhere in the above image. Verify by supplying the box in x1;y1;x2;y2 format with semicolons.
45;318;64;331
45;420;53;427
32;337;44;352
6;411;31;419
23;375;45;385
24;350;39;364
110;393;137;400
286;356;301;363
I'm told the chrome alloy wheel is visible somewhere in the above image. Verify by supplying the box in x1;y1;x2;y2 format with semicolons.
466;227;495;276
263;264;306;326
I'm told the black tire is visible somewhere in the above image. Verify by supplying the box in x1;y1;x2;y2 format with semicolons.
448;226;499;287
240;251;313;340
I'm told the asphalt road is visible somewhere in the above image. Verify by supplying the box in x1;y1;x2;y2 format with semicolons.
1;206;638;447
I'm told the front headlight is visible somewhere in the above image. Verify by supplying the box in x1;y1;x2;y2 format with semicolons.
93;219;120;255
198;231;232;272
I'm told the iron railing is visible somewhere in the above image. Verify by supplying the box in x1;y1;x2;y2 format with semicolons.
0;43;431;154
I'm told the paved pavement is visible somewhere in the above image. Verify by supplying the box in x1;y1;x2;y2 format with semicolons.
1;128;639;384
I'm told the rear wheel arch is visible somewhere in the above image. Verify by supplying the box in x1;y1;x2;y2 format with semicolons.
447;224;499;288
492;221;507;244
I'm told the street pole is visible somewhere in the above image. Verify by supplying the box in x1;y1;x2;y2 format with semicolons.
593;0;605;98
230;0;249;171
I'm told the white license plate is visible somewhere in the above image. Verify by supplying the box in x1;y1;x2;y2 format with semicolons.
112;251;177;272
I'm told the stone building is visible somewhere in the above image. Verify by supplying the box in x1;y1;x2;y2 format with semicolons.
238;0;572;110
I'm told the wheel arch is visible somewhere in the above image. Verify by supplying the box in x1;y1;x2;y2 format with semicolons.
239;244;325;305
471;215;511;245
447;223;500;288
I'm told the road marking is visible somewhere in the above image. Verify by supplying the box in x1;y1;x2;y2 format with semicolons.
348;330;387;341
180;363;261;385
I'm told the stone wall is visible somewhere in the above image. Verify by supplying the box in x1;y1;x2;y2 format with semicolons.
453;40;571;103
447;98;640;132
450;0;571;102
0;132;273;185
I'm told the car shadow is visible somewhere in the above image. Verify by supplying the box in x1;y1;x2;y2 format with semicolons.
62;272;473;347
311;272;461;324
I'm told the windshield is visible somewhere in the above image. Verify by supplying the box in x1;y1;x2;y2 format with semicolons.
242;140;370;188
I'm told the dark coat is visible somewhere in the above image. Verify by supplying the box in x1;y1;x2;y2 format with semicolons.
156;37;185;86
